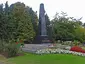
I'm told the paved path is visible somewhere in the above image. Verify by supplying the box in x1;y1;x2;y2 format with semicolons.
22;44;51;53
22;44;71;53
0;62;4;64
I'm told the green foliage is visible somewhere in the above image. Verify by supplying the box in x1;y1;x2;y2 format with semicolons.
6;43;19;57
74;26;85;43
45;14;52;39
52;12;85;43
0;1;38;57
0;40;4;52
0;40;19;57
0;2;37;43
28;8;38;34
9;2;36;42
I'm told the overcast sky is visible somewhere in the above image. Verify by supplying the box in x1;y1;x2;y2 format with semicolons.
1;0;85;22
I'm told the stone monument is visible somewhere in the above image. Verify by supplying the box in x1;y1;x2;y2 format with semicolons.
39;3;47;36
33;3;52;44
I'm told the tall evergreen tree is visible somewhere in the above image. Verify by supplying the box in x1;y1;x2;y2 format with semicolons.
9;2;35;42
28;8;38;34
4;1;9;14
45;14;52;39
0;4;3;13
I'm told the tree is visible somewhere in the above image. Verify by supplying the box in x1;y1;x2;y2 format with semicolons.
74;26;85;43
0;2;10;41
52;12;84;43
0;4;4;40
9;2;35;42
28;8;38;34
45;14;52;39
4;1;9;14
0;4;3;13
83;23;85;28
0;2;37;43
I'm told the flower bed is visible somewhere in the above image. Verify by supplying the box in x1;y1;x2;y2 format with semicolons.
35;49;85;57
70;46;85;53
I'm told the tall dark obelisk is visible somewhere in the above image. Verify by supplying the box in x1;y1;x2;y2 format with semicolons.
39;3;47;36
33;3;51;44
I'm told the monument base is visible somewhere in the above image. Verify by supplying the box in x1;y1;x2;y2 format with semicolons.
32;35;52;44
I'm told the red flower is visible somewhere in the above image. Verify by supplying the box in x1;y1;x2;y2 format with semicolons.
16;42;18;44
70;46;85;53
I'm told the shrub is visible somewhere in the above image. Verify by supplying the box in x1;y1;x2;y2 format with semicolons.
0;39;20;57
70;46;85;53
0;41;3;52
0;40;6;52
5;43;19;57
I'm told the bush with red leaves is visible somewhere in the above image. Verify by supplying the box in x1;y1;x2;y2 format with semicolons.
70;46;85;53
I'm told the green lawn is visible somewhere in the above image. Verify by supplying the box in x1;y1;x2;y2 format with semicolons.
7;53;85;64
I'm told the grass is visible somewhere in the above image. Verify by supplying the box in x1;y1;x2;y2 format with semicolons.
7;53;85;64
